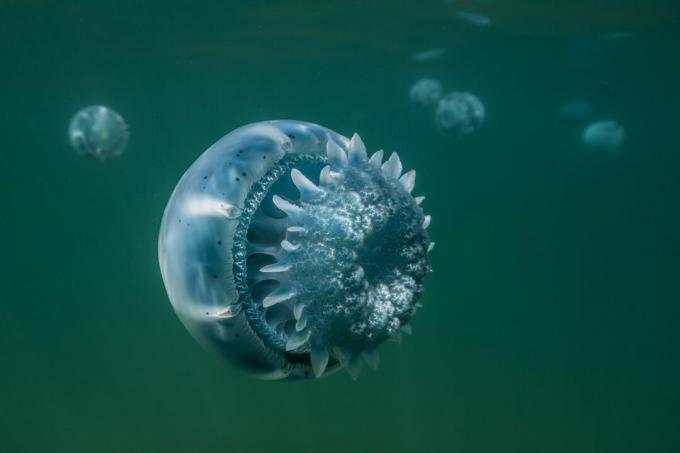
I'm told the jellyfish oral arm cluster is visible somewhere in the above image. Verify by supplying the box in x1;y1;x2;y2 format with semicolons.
159;121;433;380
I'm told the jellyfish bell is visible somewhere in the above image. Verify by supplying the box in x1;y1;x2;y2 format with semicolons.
409;78;443;107
435;92;485;137
158;120;433;381
68;105;129;160
582;120;625;152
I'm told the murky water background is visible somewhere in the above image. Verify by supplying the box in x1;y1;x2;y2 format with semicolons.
1;1;679;452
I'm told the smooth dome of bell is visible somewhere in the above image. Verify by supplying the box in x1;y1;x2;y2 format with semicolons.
158;121;433;380
68;105;129;160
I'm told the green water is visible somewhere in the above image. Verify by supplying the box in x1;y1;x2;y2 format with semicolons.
1;1;679;452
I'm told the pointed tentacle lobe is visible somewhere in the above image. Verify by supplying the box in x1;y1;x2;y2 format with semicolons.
234;134;432;379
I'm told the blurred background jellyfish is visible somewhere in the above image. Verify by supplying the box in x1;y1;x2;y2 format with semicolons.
560;99;593;124
455;11;492;27
582;120;625;152
409;78;444;107
68;105;129;160
435;92;485;137
411;47;447;63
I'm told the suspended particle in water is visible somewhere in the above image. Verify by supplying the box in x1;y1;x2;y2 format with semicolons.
409;79;444;107
158;120;434;380
435;92;485;137
600;31;636;41
68;105;129;160
582;120;625;152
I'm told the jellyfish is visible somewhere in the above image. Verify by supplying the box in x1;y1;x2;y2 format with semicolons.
411;47;447;63
455;11;491;27
435;92;485;137
158;120;433;380
582;120;625;152
409;78;444;107
68;105;129;160
559;100;592;124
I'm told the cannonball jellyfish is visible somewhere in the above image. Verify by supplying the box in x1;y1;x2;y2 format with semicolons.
582;120;625;152
435;92;485;137
409;79;443;107
158;120;433;380
68;105;129;160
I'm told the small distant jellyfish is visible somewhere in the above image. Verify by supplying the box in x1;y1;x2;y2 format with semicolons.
455;11;491;27
560;100;593;124
409;79;443;107
435;92;485;137
582;120;625;152
411;47;447;63
158;120;434;380
68;105;129;160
